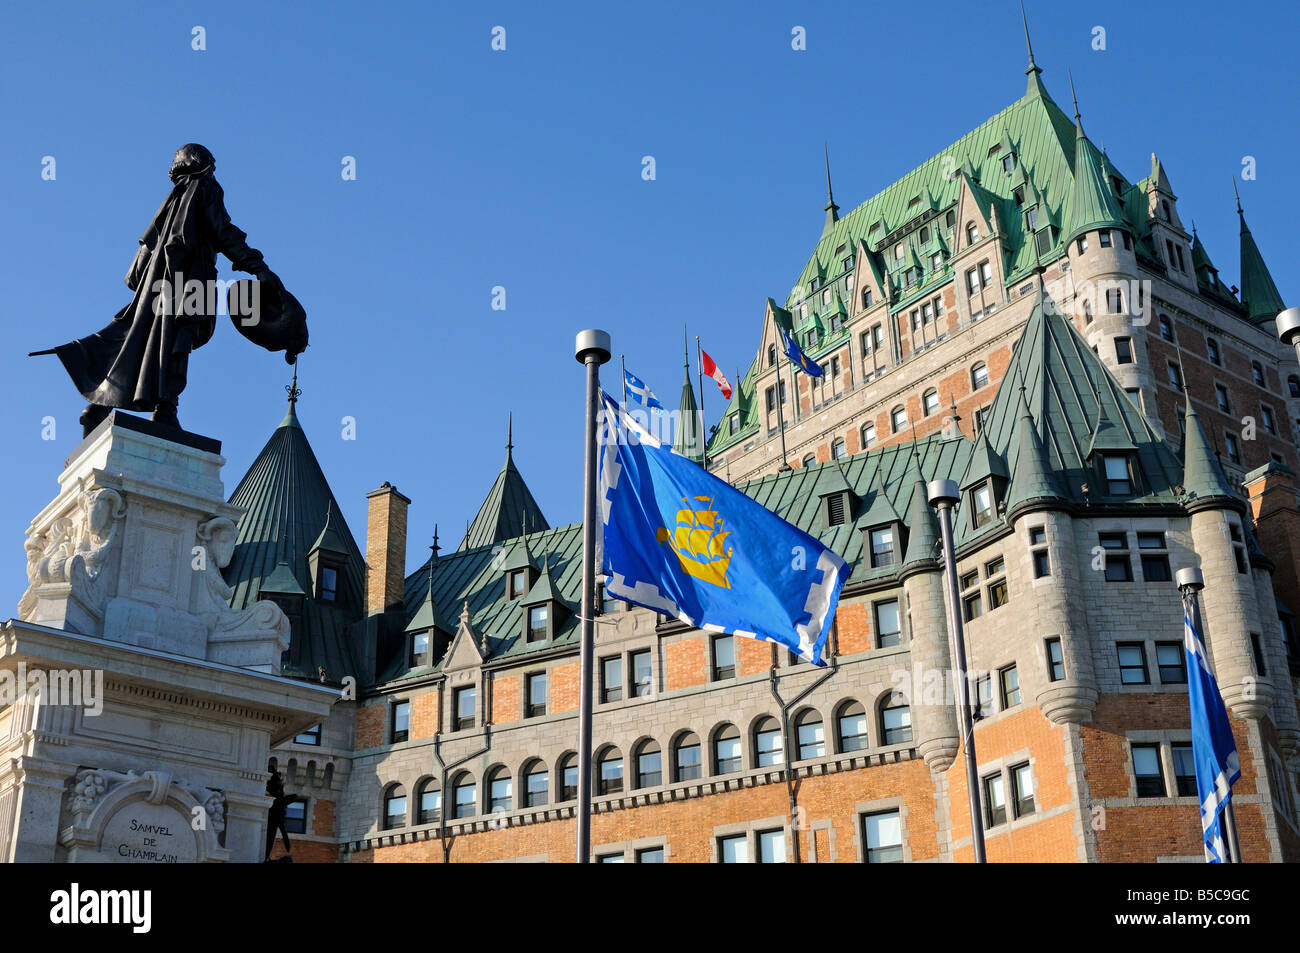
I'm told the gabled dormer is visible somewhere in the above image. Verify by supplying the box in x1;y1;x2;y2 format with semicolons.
859;486;903;570
814;462;856;530
960;431;1010;530
519;557;568;645
405;583;453;670
1084;402;1140;498
308;503;350;606
260;559;306;667
500;535;540;600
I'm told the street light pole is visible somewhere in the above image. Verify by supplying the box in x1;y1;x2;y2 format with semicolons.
927;478;987;863
574;329;611;864
1275;307;1300;368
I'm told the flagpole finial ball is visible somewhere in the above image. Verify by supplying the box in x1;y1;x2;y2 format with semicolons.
575;329;612;365
1275;307;1300;347
1176;567;1205;591
926;479;960;507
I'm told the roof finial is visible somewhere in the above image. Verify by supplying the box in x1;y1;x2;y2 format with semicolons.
1232;176;1243;215
1021;0;1041;76
683;325;690;375
1068;68;1081;125
285;360;301;408
428;525;439;598
506;412;514;457
823;143;840;225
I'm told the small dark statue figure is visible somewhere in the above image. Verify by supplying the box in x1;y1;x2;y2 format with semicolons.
32;144;307;435
265;766;302;862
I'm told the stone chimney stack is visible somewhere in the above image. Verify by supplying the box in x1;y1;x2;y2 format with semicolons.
365;482;411;616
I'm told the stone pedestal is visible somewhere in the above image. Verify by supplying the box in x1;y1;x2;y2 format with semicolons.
1;413;336;863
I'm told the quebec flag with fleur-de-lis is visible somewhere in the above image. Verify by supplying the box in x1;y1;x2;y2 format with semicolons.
598;391;849;665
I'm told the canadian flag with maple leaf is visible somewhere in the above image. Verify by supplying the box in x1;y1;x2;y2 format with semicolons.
699;347;732;400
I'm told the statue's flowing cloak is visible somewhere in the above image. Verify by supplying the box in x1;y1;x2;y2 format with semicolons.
46;172;269;410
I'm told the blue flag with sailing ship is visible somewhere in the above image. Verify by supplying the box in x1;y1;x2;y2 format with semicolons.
780;326;823;378
1183;602;1241;862
598;391;848;664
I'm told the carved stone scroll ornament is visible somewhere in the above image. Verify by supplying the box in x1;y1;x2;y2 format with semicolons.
68;767;226;836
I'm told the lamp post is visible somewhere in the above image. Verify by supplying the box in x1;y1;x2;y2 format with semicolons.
1175;566;1242;863
927;479;986;863
574;329;611;864
1275;307;1300;367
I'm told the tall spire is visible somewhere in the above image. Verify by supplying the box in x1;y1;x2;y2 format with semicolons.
1021;1;1046;97
1181;402;1240;508
1068;68;1082;128
1235;181;1288;324
506;412;514;461
279;360;303;429
674;326;705;464
1063;76;1127;247
823;143;840;232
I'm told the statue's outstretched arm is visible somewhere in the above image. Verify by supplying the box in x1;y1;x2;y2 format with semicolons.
203;180;269;277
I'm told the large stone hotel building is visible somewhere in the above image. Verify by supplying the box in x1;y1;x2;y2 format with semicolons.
6;39;1298;864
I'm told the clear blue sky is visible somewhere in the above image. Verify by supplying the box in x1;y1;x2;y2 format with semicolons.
2;0;1296;608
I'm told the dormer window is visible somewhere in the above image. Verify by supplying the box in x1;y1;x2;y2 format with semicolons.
510;569;527;598
809;277;820;293
319;566;338;602
410;630;429;667
1102;455;1133;495
869;526;896;568
971;482;996;528
527;605;549;643
1002;154;1015;173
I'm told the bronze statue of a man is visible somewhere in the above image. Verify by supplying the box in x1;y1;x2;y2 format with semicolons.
33;144;307;434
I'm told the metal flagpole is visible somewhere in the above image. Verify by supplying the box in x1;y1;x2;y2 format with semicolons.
620;353;627;407
774;336;791;472
574;328;611;864
928;478;987;863
1176;567;1242;863
696;336;709;471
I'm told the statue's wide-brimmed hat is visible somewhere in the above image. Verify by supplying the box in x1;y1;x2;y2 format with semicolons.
227;273;308;361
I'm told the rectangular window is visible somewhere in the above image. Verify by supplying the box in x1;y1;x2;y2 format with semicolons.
410;630;429;667
630;649;653;697
1106;288;1124;314
526;672;547;717
1156;642;1186;683
1225;432;1241;463
320;566;337;602
509;569;526;598
874;599;901;648
1141;553;1171;582
1215;384;1231;413
454;686;476;731
756;829;787;863
1250;633;1268;676
712;634;735;680
1115;337;1133;364
1099;230;1112;248
979;261;993;286
1133;744;1166;797
974;674;994;719
1167;362;1183;391
596;853;624;864
1046;637;1065;681
284;799;307;834
972;483;995;528
1172;744;1197;796
862;810;903;863
967;268;980;294
294;723;322;746
718;834;748;864
1103;455;1132;495
1011;763;1036;817
1117;643;1149;684
1262;405;1278;435
999;664;1021;707
1207;338;1221;365
983;773;1007;828
870;526;896;567
1033;549;1051;578
636;847;665;864
527;604;548;642
391;700;410;743
601;656;623;702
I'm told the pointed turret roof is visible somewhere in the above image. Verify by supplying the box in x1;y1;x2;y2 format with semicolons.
406;530;453;635
822;144;840;233
224;394;364;683
901;452;940;570
1063;79;1127;245
673;338;705;465
1181;402;1241;509
1004;386;1065;516
1021;1;1048;99
459;417;549;551
1235;185;1288;325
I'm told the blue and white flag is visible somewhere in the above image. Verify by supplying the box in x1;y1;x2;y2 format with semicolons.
598;391;849;664
780;326;823;378
623;369;664;411
1184;603;1241;863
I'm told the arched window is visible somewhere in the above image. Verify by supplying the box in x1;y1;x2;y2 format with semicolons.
451;771;476;819
966;222;979;246
922;389;940;416
522;759;548;808
673;731;702;781
945;210;956;229
801;453;816;468
831;438;847;460
416;778;441;824
1082;299;1093;324
861;422;876;448
753;716;783;768
486;765;512;814
1289;375;1299;398
890;405;908;433
837;701;869;752
971;362;989;390
634;739;662;788
795;709;825;760
382;783;407;830
880;694;913;745
598;746;623;795
558;753;578;802
713;723;741;774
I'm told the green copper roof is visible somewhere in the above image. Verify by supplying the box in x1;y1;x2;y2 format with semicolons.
520;557;566;607
673;362;705;465
901;453;940;570
224;401;365;684
405;579;454;635
499;535;540;574
1063;120;1127;245
960;430;1010;491
309;502;350;556
1238;202;1287;325
459;431;549;552
1085;402;1138;458
1180;403;1239;507
1003;386;1065;516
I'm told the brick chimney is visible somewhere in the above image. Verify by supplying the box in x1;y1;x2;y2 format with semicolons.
365;482;411;616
